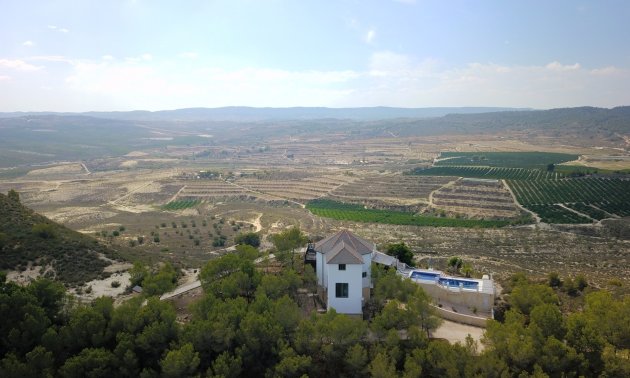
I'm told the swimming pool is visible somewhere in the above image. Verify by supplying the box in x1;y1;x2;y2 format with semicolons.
409;271;440;281
409;270;479;290
438;278;479;290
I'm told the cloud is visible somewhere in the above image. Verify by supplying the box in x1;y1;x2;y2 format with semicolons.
545;61;580;71
4;52;629;111
22;40;35;47
0;58;42;71
63;58;360;109
365;29;375;44
48;25;70;33
0;75;10;81
102;55;114;61
349;54;630;108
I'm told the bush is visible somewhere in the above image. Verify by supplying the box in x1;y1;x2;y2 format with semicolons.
385;242;414;266
154;236;160;243
548;272;562;288
235;232;261;247
32;223;56;239
112;230;120;237
111;281;121;288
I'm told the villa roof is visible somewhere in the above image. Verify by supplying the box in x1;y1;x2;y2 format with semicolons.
314;230;374;256
325;241;364;264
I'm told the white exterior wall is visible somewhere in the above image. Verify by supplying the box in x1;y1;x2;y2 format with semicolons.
316;252;324;287
326;264;363;315
362;253;372;288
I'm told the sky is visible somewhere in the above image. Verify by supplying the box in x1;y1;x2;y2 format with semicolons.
1;0;629;111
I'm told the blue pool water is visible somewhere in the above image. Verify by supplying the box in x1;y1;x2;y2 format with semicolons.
409;271;440;280
409;270;479;290
438;278;478;290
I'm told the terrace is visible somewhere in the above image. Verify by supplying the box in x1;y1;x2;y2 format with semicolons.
404;268;495;326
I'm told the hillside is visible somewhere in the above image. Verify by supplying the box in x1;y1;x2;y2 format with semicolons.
0;106;522;122
384;106;630;144
0;106;628;168
0;191;120;285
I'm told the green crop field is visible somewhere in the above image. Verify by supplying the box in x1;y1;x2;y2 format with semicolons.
436;151;578;169
161;199;201;210
507;178;630;206
526;204;593;224
408;151;630;224
565;202;610;221
306;199;511;228
507;178;630;222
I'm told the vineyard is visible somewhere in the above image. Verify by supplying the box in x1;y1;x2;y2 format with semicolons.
436;151;578;168
161;199;201;210
411;166;563;180
306;199;510;228
507;178;630;205
508;178;630;222
565;202;610;221
525;204;593;224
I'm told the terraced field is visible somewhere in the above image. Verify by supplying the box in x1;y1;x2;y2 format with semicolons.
411;166;563;180
232;175;356;203
329;174;453;205
431;178;521;219
436;151;578;168
177;181;249;198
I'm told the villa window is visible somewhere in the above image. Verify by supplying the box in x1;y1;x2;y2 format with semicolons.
338;264;346;271
362;272;367;278
335;283;349;298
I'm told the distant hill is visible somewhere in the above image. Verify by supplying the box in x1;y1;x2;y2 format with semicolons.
0;106;525;122
0;106;627;168
0;191;120;285
374;106;630;142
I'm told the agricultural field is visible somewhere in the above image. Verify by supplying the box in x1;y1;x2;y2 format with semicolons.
329;174;453;205
565;202;610;220
507;178;630;222
306;198;511;228
175;182;250;199
161;199;201;210
507;177;630;206
430;178;523;219
436;151;578;168
525;204;594;224
231;174;356;203
411;166;563;180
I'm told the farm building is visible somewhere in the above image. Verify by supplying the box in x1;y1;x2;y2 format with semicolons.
313;230;375;315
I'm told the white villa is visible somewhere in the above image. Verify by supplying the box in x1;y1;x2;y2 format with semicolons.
310;229;496;325
313;230;375;315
